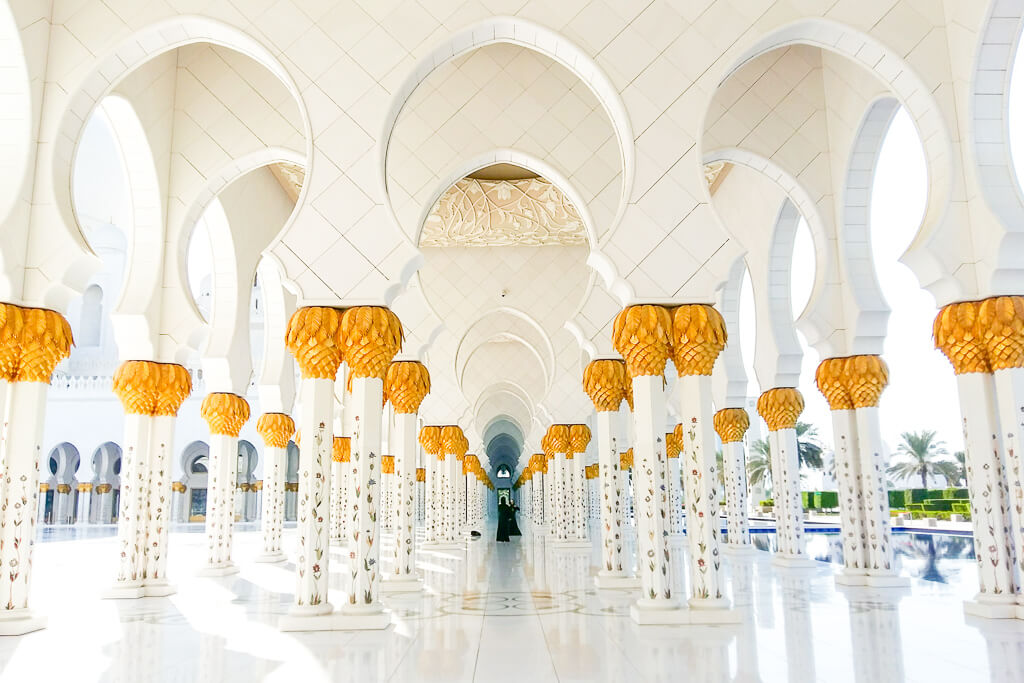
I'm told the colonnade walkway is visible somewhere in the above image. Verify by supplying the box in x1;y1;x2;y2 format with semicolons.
0;524;1018;682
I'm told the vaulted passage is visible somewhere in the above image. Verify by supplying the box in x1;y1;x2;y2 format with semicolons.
2;2;1024;680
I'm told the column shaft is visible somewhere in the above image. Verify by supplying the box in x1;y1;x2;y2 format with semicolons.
774;427;806;559
597;411;625;574
143;414;176;586
260;445;287;559
392;412;418;580
113;413;153;587
831;408;867;577
292;377;334;613
957;372;1016;610
205;433;239;570
345;376;385;614
853;406;895;576
0;381;48;630
631;374;675;607
678;374;726;606
722;441;750;546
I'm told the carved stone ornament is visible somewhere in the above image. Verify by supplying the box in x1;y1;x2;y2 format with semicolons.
421;177;586;247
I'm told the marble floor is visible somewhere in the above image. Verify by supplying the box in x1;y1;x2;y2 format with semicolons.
2;524;1023;682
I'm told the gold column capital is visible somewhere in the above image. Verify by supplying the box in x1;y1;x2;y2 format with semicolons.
384;360;430;413
713;408;750;443
756;388;804;431
611;304;673;378
332;436;351;463
77;482;93;492
340;306;403;380
381;455;395;474
815;355;888;409
620;448;633;470
547;424;570;455
845;355;888;408
416;467;426;482
666;429;680;459
256;412;295;448
933;300;990;374
95;483;112;494
285;306;345;380
56;484;71;494
814;357;853;410
253;480;263;491
978;295;1024;371
582;358;629;412
440;425;466;458
670;304;727;376
113;361;192;416
419;425;442;457
201;392;250;437
568;424;591;456
171;482;186;493
0;304;74;383
38;483;49;492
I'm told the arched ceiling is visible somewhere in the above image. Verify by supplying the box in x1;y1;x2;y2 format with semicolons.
386;42;621;244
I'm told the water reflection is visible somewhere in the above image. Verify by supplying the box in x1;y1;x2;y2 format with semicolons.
751;531;974;584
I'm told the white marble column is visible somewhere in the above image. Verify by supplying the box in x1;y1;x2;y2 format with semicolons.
992;363;1024;619
714;409;753;550
567;424;591;545
285;377;335;620
667;447;685;535
629;374;677;619
36;483;48;524
143;413;178;593
829;406;867;582
255;413;293;563
199;393;249;577
0;380;51;635
548;426;570;544
677;373;732;614
76;483;92;525
108;362;191;597
757;388;811;566
935;300;1018;618
385;403;425;592
593;404;634;586
339;372;390;626
110;411;153;592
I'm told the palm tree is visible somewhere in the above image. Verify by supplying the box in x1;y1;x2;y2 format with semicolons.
747;439;772;492
796;421;824;470
951;451;966;486
887;430;953;488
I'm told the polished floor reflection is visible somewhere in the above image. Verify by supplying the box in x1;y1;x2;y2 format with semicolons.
2;525;1023;682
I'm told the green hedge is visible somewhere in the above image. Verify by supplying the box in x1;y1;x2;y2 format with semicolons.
888;490;906;508
819;491;838;509
942;488;969;500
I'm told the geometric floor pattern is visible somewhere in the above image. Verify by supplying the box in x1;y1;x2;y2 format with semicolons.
2;525;1023;682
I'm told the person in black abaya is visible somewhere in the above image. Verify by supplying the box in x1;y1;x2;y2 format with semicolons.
496;497;521;542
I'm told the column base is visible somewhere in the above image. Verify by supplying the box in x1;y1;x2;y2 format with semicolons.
771;555;818;569
687;598;741;624
381;575;423;593
421;541;463;551
553;539;591;549
253;552;287;564
281;603;389;632
629;600;684;625
197;563;240;577
964;596;1019;620
865;574;910;588
834;569;868;586
595;573;641;589
0;609;47;636
141;580;177;597
532;524;547;534
722;543;758;555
